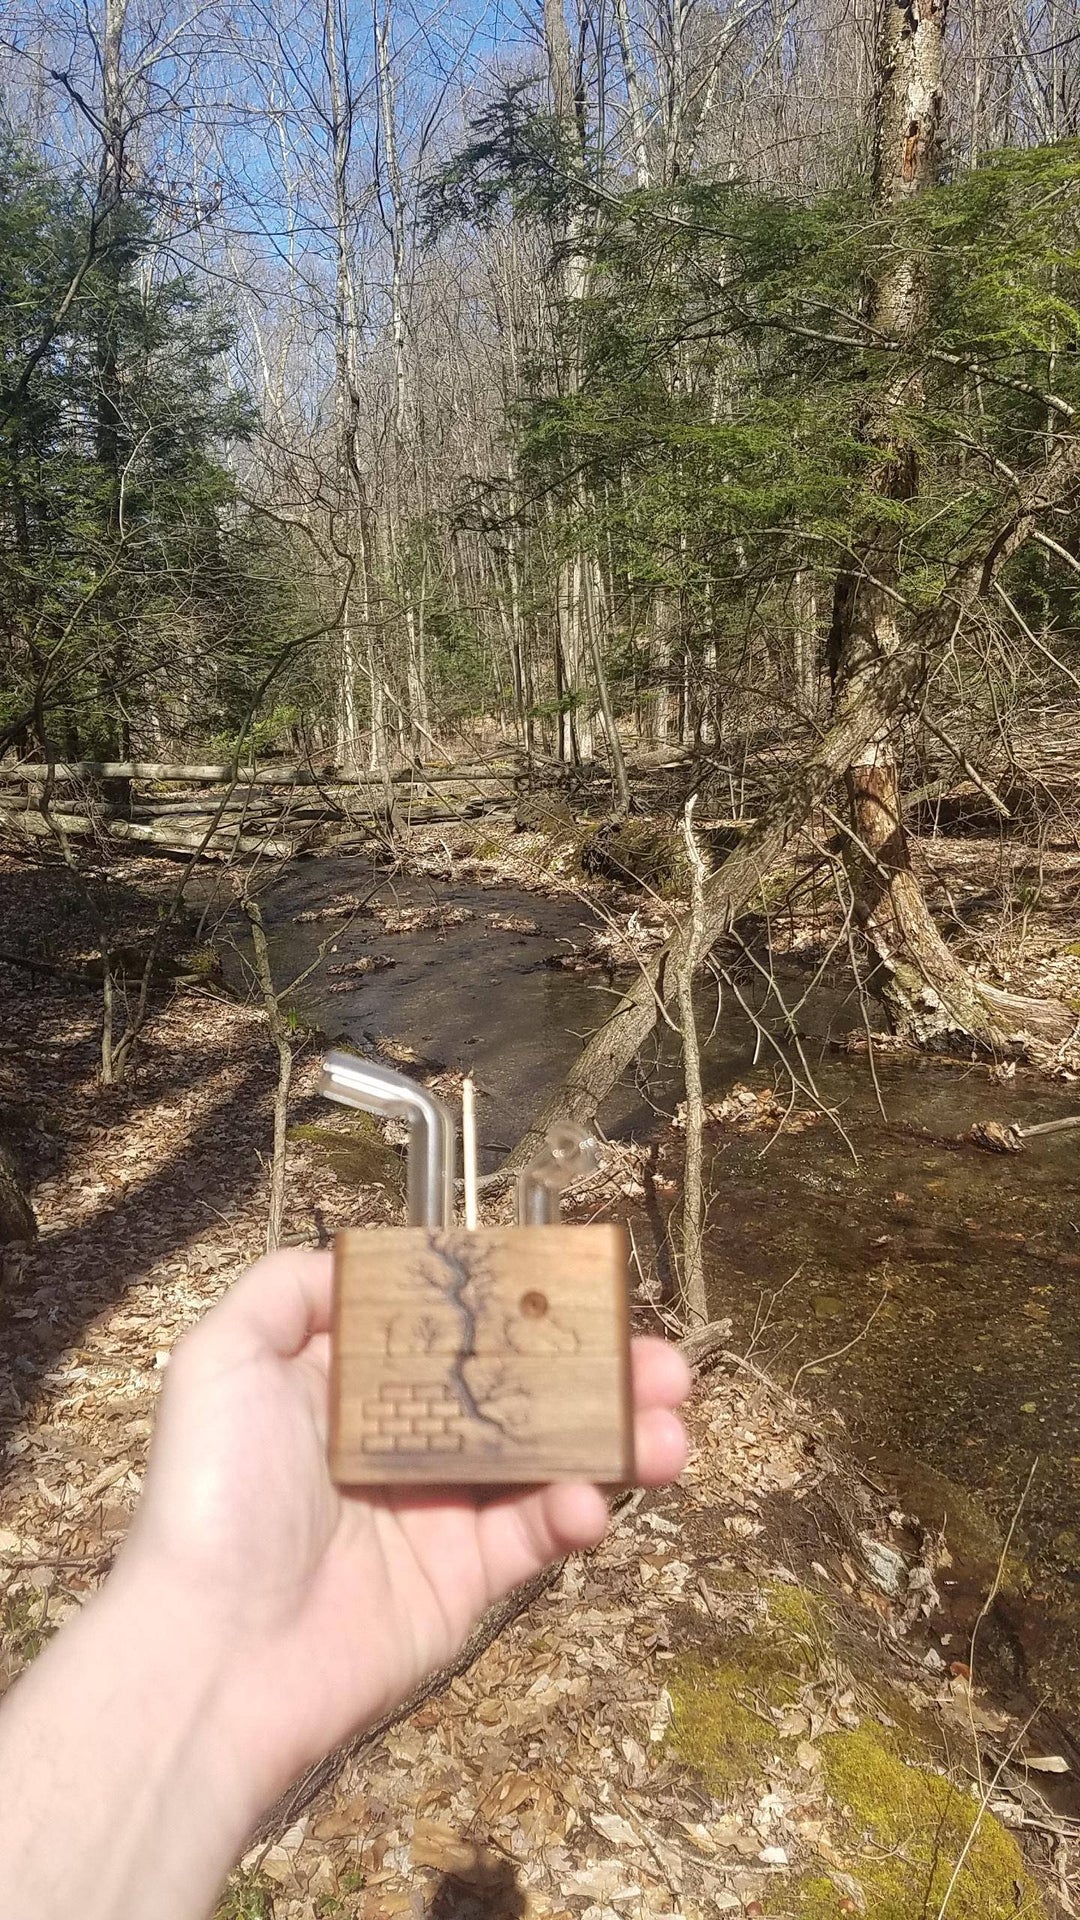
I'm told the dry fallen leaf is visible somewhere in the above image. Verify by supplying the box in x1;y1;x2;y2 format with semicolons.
592;1812;641;1850
648;1687;674;1742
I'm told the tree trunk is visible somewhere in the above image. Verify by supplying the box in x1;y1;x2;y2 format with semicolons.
325;0;365;774
243;895;294;1252
91;0;134;805
582;548;630;809
543;0;599;767
0;1139;36;1244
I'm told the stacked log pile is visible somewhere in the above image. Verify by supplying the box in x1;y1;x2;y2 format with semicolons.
0;759;521;860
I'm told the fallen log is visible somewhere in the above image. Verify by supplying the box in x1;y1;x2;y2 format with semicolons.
131;800;335;822
0;792;299;823
0;807;297;859
0;760;514;788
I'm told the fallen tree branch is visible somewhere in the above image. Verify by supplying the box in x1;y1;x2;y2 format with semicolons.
972;1112;1080;1153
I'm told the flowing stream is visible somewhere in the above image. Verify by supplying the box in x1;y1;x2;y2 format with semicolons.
261;853;1080;1742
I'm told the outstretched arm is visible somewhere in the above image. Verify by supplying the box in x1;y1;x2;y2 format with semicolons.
0;1248;690;1920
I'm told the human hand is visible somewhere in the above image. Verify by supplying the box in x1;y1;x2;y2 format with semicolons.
116;1249;690;1817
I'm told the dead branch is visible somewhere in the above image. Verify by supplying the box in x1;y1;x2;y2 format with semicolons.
675;799;708;1330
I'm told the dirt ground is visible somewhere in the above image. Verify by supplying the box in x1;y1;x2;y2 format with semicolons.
3;834;1080;1916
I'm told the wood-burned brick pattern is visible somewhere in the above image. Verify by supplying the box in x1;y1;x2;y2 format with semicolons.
358;1379;469;1454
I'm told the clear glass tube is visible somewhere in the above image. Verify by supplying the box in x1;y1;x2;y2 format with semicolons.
517;1121;600;1225
319;1051;455;1229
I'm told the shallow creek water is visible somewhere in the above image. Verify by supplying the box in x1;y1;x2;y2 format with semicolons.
263;855;1080;1733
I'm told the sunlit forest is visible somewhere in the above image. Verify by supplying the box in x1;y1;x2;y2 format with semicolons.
5;2;1080;1913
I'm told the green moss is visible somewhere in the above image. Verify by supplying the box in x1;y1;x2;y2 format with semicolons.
539;824;590;877
288;1118;403;1191
745;864;799;912
176;942;221;981
1;1590;52;1666
669;1583;821;1788
671;1653;787;1787
216;1870;274;1919
762;1580;823;1641
770;1723;1045;1918
669;1565;1045;1917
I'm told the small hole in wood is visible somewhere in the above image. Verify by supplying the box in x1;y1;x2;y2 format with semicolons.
519;1289;549;1318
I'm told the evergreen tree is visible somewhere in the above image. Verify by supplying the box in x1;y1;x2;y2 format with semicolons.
0;136;301;765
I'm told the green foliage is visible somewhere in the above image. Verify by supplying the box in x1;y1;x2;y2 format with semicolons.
432;98;1080;725
421;83;590;235
0;134;304;760
215;1870;274;1920
209;703;304;763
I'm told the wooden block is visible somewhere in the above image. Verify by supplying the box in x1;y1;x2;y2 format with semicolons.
330;1224;634;1485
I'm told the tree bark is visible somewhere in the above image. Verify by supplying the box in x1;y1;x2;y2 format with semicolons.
92;0;134;801
243;895;293;1252
0;808;298;858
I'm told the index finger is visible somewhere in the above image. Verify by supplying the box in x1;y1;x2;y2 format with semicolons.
199;1247;334;1359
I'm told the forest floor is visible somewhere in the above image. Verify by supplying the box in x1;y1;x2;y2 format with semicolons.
3;835;1080;1916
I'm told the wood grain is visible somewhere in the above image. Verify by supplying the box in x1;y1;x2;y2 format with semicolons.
330;1224;633;1484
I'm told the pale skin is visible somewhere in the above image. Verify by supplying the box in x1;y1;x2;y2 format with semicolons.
0;1248;691;1920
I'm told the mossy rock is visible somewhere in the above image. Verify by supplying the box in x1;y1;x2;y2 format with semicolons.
670;1579;1044;1920
288;1117;403;1192
773;1723;1045;1918
581;818;692;895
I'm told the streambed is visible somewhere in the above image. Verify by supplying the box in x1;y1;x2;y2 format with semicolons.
261;854;1080;1736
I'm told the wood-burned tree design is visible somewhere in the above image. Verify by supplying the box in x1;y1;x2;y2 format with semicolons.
385;1233;581;1445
